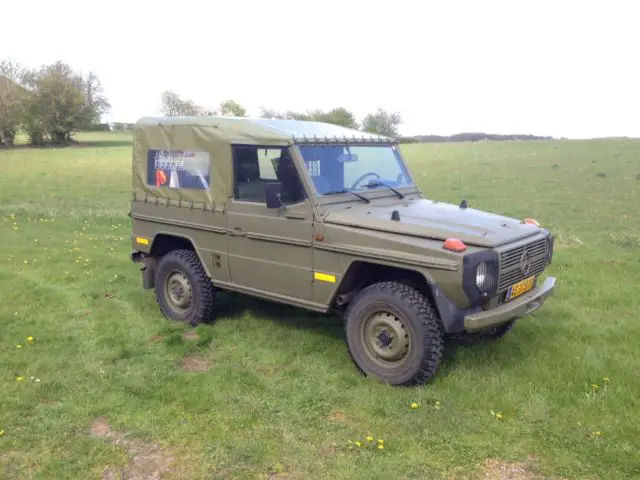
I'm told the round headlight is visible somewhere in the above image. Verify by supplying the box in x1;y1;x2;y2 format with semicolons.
476;261;492;292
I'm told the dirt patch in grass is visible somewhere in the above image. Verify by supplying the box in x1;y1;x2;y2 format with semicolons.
182;331;199;341
0;451;20;463
149;335;164;343
476;458;547;480
90;417;174;480
324;408;358;429
325;409;348;423
181;355;209;372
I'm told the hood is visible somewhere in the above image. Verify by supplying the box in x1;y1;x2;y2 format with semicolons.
324;198;541;248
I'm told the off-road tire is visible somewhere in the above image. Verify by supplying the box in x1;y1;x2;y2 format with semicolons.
154;249;216;326
344;281;444;386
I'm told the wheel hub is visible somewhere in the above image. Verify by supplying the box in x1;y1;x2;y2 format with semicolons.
363;311;410;364
165;271;192;311
377;330;392;348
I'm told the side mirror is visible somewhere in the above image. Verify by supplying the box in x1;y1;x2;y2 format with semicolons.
266;181;283;209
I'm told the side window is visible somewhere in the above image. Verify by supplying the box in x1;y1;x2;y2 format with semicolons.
233;146;306;204
147;149;210;190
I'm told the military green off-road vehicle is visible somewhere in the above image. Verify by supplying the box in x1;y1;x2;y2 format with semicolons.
129;116;556;386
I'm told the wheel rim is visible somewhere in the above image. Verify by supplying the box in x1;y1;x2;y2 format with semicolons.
361;311;411;367
164;270;193;314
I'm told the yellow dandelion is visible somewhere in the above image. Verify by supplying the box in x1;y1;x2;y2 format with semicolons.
366;436;373;442
496;413;503;419
27;336;34;344
355;441;361;447
591;384;599;390
23;260;28;264
411;402;418;409
16;376;24;381
16;344;22;349
377;439;384;445
378;444;384;450
0;429;4;437
603;377;610;384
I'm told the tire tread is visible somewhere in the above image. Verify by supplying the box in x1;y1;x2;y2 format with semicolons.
154;249;216;326
345;281;444;386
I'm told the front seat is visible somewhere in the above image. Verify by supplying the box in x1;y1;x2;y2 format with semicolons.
276;150;305;203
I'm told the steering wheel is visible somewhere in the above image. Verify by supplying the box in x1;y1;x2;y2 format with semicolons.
351;172;380;189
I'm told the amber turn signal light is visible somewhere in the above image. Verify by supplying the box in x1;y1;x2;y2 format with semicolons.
523;218;540;226
443;238;467;253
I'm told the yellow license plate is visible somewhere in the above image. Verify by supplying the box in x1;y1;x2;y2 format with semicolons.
506;276;535;301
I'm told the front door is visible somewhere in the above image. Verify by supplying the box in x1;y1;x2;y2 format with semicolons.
226;145;314;302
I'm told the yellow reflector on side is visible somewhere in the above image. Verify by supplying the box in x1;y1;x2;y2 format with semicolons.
314;272;336;283
135;236;149;245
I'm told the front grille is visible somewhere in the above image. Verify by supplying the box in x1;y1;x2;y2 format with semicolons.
497;237;548;292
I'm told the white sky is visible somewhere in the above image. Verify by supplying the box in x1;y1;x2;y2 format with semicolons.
2;0;639;138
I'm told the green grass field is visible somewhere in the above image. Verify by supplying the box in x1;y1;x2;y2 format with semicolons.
1;132;639;479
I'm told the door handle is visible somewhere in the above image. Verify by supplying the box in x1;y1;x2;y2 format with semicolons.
229;227;246;237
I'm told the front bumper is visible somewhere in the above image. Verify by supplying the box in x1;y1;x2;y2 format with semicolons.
463;276;556;332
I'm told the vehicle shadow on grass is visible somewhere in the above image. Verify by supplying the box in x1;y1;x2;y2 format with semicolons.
440;329;535;377
211;294;528;369
128;290;525;375
212;291;345;341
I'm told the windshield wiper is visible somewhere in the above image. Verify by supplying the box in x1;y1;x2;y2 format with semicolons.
324;189;371;203
366;180;405;199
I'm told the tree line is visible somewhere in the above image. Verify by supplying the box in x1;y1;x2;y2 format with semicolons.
401;133;553;143
0;59;110;146
0;56;554;147
159;90;403;137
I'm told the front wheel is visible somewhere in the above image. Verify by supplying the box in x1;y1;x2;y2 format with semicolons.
344;281;444;386
154;249;216;326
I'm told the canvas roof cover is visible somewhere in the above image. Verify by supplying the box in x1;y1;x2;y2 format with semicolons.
132;116;394;210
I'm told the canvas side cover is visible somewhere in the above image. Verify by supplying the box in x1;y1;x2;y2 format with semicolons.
132;122;233;211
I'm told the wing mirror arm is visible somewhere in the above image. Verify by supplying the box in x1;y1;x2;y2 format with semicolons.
266;181;287;210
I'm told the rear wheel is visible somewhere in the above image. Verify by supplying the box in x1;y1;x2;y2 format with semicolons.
344;281;444;386
154;249;216;326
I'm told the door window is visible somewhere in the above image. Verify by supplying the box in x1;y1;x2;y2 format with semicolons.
233;146;306;204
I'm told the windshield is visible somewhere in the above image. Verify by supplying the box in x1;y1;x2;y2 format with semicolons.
297;144;413;197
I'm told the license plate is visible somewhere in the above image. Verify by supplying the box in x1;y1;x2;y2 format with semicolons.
505;276;535;302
